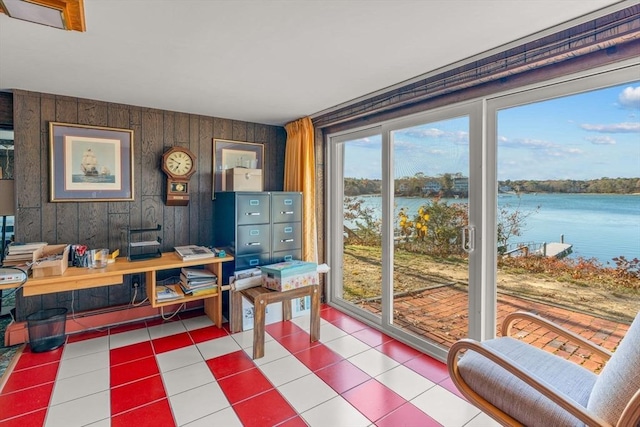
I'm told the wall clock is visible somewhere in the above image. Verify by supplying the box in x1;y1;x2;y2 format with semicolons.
161;147;196;206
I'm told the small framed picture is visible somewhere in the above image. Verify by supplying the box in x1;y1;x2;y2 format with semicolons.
212;139;264;198
49;122;134;202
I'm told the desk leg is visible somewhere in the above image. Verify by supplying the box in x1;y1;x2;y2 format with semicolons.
230;290;243;333
310;285;320;343
253;296;266;359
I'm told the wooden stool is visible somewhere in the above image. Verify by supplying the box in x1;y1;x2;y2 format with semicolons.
230;285;320;359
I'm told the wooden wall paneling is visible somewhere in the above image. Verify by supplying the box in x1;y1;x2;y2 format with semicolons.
187;115;200;245
198;116;213;245
107;103;132;217
160;111;176;249
0;92;13;127
78;99;108;127
213;117;233;140
128;108;143;232
141;109;163;198
173;112;190;247
232;120;247;142
16;292;42;322
108;212;135;303
246;122;255;142
40;96;57;244
14;92;41;210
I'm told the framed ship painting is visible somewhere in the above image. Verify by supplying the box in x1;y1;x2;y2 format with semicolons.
49;122;134;202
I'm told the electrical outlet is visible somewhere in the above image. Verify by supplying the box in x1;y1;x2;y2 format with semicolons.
131;274;141;289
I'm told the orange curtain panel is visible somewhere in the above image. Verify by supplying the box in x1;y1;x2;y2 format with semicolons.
284;117;318;262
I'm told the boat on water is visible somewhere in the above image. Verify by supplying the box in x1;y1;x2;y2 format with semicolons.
81;149;99;176
100;166;110;176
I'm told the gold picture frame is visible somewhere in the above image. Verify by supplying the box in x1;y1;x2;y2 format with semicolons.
213;139;264;198
49;122;134;202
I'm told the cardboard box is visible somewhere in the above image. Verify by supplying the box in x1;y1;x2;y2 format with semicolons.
260;260;318;292
225;168;263;191
32;245;70;278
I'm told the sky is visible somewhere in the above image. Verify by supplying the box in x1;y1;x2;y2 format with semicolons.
343;81;640;181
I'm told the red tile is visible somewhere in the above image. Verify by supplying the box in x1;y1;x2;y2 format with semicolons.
276;331;320;354
1;361;59;393
233;389;297;427
111;398;175;427
217;368;273;404
375;340;422;363
352;327;393;347
376;402;442;427
320;306;347;322
14;347;63;371
66;329;109;343
145;317;181;328
109;320;149;335
294;344;343;371
111;375;167;415
111;356;159;387
151;332;193;354
189;325;228;343
110;341;154;366
265;321;304;340
330;316;367;334
404;354;449;383
0;382;53;421
314;360;370;394
206;350;256;379
275;416;308;427
342;379;406;422
0;408;47;427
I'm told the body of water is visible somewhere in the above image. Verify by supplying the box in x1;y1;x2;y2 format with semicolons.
351;193;640;264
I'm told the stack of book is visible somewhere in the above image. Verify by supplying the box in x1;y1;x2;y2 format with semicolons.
3;242;47;266
174;245;216;261
179;267;218;296
156;285;182;302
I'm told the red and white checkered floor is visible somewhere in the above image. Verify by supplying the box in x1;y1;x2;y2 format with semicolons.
0;305;499;426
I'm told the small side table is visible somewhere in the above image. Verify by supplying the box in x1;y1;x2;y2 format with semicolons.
230;284;320;359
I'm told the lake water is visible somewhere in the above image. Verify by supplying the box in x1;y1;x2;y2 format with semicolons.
351;193;640;264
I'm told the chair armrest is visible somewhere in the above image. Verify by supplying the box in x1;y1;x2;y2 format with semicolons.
502;311;613;362
618;388;640;427
448;339;613;427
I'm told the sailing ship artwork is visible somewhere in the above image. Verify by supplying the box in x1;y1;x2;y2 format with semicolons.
67;136;119;186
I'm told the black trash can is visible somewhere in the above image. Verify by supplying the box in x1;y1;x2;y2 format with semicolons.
26;308;68;352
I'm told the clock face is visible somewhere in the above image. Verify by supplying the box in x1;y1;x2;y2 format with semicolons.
165;151;193;176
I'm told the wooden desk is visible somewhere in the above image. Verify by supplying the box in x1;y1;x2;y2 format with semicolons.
231;284;320;359
17;253;233;327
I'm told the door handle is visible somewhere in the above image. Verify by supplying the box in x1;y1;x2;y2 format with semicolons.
461;226;475;253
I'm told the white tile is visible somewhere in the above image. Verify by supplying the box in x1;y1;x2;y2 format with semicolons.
323;334;370;359
62;336;110;360
231;329;274;349
148;320;188;339
196;335;241;360
156;345;204;373
56;350;110;380
464;411;503;427
319;322;348;343
50;368;109;405
301;396;370;427
182;407;243;427
181;315;215;331
109;327;150;349
348;348;399;377
245;339;290;366
411;385;480;427
85;418;111;427
162;361;215;396
375;364;436;400
45;390;110;427
169;382;230;426
278;373;338;413
258;354;311;387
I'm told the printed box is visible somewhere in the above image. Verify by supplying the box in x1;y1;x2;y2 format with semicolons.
260;260;318;292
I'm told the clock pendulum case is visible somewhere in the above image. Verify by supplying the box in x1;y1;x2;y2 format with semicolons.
161;147;197;206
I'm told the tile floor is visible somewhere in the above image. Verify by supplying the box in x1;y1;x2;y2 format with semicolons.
0;305;500;427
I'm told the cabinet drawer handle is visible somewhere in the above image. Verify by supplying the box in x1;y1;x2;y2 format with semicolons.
280;211;294;215
284;227;293;233
245;242;262;246
280;239;294;243
245;212;261;216
249;259;259;266
284;199;293;205
249;200;260;206
284;255;293;261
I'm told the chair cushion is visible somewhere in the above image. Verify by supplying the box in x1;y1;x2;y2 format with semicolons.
458;337;597;427
587;311;640;425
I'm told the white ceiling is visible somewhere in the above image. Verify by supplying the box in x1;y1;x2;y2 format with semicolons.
0;0;629;126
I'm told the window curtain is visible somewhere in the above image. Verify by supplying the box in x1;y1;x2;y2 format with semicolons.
284;117;318;262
